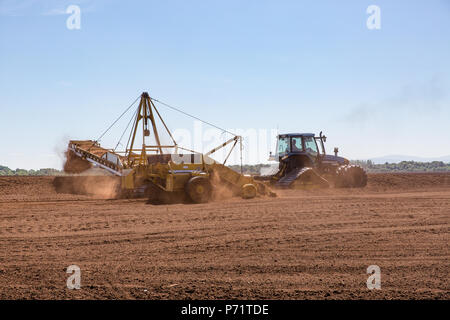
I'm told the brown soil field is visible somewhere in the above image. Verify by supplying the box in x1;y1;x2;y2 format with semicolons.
0;173;449;299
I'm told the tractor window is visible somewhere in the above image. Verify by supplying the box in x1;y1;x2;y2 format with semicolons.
278;137;290;154
304;136;318;155
291;137;303;152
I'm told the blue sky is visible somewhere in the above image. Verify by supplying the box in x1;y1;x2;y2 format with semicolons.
0;0;449;169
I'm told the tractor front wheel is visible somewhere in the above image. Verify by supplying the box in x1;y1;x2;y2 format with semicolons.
186;176;212;203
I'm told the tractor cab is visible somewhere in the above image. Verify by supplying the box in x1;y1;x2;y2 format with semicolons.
275;133;323;160
270;131;348;168
268;133;322;172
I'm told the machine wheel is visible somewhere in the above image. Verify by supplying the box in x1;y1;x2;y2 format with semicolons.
241;183;257;199
335;165;367;188
185;176;212;203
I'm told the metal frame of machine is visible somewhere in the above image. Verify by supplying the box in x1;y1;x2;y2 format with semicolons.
66;92;274;203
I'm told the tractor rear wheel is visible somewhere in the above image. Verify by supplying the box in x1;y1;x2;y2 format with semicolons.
335;165;367;188
186;176;212;203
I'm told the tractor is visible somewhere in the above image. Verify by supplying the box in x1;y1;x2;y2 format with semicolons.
259;132;367;188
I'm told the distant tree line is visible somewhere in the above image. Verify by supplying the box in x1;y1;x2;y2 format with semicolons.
350;160;450;173
0;165;62;176
230;161;450;175
228;164;273;175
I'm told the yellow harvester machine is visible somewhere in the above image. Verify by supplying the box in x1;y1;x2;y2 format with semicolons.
64;92;275;203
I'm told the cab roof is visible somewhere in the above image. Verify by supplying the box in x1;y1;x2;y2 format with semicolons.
278;133;315;137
